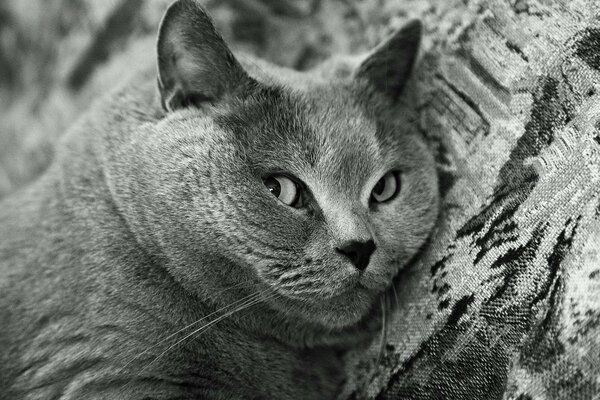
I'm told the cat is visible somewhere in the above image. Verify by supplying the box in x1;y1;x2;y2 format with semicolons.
0;0;439;399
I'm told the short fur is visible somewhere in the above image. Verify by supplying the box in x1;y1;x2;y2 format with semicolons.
0;1;439;399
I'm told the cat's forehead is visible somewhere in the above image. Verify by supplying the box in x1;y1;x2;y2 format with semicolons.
303;86;382;187
214;84;382;188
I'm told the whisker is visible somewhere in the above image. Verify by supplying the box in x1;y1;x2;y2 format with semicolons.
377;294;388;365
119;290;274;395
391;284;400;310
116;282;259;374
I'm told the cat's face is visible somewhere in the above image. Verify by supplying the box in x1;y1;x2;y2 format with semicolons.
141;0;438;329
207;84;437;328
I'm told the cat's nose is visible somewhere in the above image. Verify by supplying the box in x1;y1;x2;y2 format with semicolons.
336;240;376;271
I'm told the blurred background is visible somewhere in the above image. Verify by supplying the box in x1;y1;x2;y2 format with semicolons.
0;0;432;199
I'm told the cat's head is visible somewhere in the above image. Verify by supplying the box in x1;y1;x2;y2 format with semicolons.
127;0;438;329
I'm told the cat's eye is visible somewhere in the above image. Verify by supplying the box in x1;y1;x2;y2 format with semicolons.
263;175;302;207
371;171;401;203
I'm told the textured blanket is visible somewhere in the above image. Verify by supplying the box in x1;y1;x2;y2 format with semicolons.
1;1;598;399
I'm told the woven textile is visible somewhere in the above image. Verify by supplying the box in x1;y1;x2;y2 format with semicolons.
343;1;600;398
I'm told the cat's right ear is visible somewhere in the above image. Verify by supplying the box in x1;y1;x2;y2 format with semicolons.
354;20;422;102
157;0;252;112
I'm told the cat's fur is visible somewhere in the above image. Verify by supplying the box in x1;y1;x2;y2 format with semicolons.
0;1;439;399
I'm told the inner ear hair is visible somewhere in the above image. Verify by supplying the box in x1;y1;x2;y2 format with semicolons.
159;86;215;111
156;0;252;112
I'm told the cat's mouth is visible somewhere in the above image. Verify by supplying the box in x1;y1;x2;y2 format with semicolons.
357;270;396;293
268;269;383;301
257;257;398;328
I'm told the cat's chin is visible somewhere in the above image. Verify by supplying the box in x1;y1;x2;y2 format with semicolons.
282;285;381;330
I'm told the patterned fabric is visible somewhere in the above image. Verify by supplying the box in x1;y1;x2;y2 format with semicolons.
343;1;600;399
1;1;599;399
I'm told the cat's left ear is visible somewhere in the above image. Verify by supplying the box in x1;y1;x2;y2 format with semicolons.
355;20;422;101
156;0;252;112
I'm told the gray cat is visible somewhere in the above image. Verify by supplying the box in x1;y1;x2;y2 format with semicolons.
0;0;439;398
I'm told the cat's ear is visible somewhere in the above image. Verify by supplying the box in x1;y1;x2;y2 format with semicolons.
157;0;251;111
355;20;422;101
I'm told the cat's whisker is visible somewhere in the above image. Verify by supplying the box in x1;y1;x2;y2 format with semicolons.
377;294;388;365
116;283;261;374
391;284;400;310
213;280;257;296
119;290;275;395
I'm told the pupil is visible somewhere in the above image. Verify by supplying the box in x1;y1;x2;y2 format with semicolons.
373;179;385;195
266;178;281;197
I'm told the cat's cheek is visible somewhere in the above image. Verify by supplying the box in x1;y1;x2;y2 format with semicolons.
368;212;434;283
359;250;401;290
375;169;439;261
